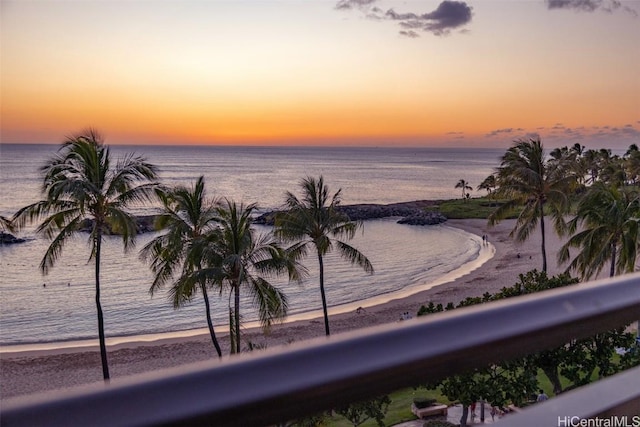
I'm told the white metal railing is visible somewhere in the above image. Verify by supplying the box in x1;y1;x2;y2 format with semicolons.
2;273;640;426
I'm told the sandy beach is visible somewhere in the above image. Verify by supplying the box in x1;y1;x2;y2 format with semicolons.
0;218;570;401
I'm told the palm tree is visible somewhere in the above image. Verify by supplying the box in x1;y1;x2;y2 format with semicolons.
623;144;640;186
477;175;497;197
455;179;472;200
206;199;304;353
13;130;158;381
274;176;374;336
558;183;640;279
140;176;223;357
582;149;600;185
489;138;573;273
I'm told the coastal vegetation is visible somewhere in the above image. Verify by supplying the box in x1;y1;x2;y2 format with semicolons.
274;176;374;336
142;179;305;355
559;182;640;279
141;176;225;357
12;130;159;381
488;137;574;273
422;197;514;220
454;179;472;201
194;198;303;354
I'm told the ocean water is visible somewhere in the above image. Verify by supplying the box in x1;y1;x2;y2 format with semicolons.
0;144;502;346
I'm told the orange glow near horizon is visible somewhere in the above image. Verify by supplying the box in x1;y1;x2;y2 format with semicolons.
1;1;638;148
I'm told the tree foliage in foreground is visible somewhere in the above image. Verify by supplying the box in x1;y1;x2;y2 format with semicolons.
336;395;391;427
419;270;638;422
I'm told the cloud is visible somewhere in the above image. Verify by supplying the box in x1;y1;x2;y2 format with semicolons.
484;127;524;137
336;0;473;37
399;30;420;38
481;122;640;149
545;0;638;15
335;0;378;10
386;1;473;36
421;0;474;34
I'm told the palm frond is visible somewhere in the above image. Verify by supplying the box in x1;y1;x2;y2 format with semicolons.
336;241;374;274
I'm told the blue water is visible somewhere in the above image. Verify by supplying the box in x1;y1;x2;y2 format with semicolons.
0;144;502;345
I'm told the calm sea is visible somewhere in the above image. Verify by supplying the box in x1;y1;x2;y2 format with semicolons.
0;144;502;347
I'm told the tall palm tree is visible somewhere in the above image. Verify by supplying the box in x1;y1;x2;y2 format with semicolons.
455;179;472;200
140;176;223;357
206;199;304;353
489;138;573;273
558;183;640;279
274;176;374;336
13;130;158;381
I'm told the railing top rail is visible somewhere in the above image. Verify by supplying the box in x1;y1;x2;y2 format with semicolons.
3;273;640;427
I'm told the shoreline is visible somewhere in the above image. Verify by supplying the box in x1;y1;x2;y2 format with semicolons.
0;223;492;356
0;217;570;401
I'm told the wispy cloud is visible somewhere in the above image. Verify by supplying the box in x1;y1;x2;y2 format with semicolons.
399;30;420;38
484;128;524;137
546;0;638;16
482;123;640;148
335;0;378;11
336;0;473;37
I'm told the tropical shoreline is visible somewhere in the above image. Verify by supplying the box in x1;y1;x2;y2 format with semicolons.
0;223;491;355
0;217;571;401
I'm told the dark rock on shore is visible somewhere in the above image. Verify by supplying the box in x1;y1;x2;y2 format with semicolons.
397;212;447;225
0;232;26;244
78;215;158;235
254;200;447;226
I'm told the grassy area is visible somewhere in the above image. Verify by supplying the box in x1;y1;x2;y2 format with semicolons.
324;387;449;427
424;197;519;220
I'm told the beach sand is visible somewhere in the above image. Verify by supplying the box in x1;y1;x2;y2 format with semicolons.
0;218;570;401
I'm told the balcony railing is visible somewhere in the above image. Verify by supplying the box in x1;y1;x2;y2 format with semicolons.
3;273;640;426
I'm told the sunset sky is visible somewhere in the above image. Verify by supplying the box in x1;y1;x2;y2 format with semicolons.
1;0;639;148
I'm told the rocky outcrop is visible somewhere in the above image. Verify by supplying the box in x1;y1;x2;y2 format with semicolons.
254;200;448;226
397;211;447;225
0;232;26;244
78;215;158;234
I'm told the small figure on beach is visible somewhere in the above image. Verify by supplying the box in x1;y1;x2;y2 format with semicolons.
42;283;46;288
356;307;365;314
399;311;412;321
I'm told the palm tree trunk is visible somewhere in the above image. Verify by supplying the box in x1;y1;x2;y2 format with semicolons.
234;281;241;354
95;230;110;381
539;203;547;273
541;365;563;395
459;405;469;427
318;252;330;336
609;242;617;278
201;286;222;357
